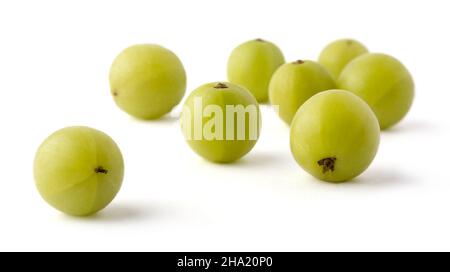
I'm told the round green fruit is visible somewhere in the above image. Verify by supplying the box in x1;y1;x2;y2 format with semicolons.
227;39;285;102
181;82;261;163
269;60;336;124
34;127;124;216
109;44;186;119
337;53;414;129
290;90;380;183
318;39;368;79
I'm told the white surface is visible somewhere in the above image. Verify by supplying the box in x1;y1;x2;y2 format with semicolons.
1;0;449;252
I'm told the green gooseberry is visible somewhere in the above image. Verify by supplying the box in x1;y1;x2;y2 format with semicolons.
227;38;285;102
34;127;124;216
180;82;261;163
318;39;369;79
109;44;186;119
269;60;336;124
337;53;414;129
290;90;380;183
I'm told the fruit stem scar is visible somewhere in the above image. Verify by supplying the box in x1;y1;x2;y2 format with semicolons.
318;157;336;173
95;166;108;174
293;60;305;65
112;90;118;97
255;38;265;42
214;82;228;89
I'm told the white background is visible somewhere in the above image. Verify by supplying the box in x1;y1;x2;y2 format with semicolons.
1;0;449;252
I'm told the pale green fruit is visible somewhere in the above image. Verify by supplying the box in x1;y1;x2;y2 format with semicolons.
269;60;336;124
227;39;285;102
34;127;124;216
290;90;380;183
109;44;186;119
337;53;414;129
318;39;368;79
181;82;261;163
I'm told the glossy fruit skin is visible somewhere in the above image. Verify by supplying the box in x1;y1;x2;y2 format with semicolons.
337;53;414;129
269;60;336;124
34;127;124;216
290;90;380;183
318;39;368;79
227;39;285;102
181;82;261;163
109;44;186;119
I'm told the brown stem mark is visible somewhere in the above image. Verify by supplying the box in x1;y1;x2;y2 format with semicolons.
214;82;228;89
95;166;108;174
293;60;305;65
317;157;337;173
